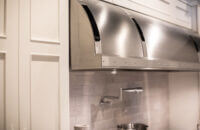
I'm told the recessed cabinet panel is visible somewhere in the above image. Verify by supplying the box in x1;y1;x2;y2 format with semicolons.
31;0;59;42
31;55;59;130
111;0;193;29
0;54;5;130
175;1;192;27
128;0;171;16
0;0;5;36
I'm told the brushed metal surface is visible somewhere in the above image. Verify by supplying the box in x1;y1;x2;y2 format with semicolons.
102;56;200;71
70;0;200;71
82;0;144;58
125;10;199;63
70;0;102;70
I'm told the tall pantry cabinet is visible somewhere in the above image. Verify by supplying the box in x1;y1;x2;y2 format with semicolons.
0;0;70;130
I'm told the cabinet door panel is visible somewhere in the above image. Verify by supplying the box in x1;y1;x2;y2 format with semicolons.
112;0;194;29
19;0;69;130
31;56;59;130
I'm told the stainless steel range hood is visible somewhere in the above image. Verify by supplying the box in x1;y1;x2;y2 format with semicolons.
70;0;200;71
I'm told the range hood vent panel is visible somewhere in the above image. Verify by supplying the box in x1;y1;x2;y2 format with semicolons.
81;0;144;58
126;10;199;63
70;0;200;71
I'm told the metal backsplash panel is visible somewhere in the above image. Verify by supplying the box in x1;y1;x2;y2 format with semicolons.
69;71;199;130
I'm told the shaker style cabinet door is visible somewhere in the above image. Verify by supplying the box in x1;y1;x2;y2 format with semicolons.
0;0;19;130
18;0;69;130
0;0;70;130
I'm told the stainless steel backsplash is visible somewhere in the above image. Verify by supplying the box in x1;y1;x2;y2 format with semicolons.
70;71;199;130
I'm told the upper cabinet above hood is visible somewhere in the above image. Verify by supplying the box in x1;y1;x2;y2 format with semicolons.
70;0;200;71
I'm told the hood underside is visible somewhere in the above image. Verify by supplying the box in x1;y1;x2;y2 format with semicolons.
70;0;200;71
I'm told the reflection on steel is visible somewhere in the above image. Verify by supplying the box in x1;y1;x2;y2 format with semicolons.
100;87;144;104
126;9;200;63
84;0;144;58
147;25;162;58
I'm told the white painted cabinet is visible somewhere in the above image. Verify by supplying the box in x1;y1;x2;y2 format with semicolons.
103;0;197;29
0;0;69;130
0;0;19;129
